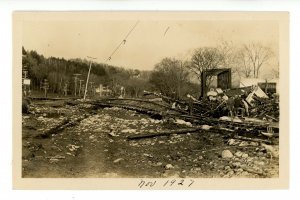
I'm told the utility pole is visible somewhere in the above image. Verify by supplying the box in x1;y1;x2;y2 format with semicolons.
22;68;28;97
90;81;95;97
79;79;84;97
73;73;81;96
42;79;49;98
84;56;97;100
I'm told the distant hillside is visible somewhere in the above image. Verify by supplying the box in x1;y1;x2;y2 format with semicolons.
22;47;152;97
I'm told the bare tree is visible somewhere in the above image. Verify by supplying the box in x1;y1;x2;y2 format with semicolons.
187;47;224;92
150;58;190;99
238;42;274;78
236;49;253;78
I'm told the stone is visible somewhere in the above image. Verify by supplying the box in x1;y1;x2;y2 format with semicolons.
241;171;249;176
234;151;243;157
89;135;95;139
165;164;174;170
228;139;238;146
250;142;259;146
113;158;124;163
201;125;212;130
227;170;235;176
239;141;249;147
242;153;249;158
232;162;241;168
222;150;233;158
38;116;44;120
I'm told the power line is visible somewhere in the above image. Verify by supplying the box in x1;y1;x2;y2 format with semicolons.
106;20;139;62
164;26;170;37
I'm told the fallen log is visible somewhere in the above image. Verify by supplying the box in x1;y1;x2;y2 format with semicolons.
127;127;203;140
265;114;279;122
233;135;272;144
94;102;164;119
102;98;188;114
36;115;88;138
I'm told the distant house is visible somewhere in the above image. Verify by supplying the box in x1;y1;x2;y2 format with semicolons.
240;78;279;94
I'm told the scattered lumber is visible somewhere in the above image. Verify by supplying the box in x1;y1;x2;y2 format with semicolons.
127;127;203;140
233;135;272;144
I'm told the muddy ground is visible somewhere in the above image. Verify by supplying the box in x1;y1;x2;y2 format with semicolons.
22;99;279;178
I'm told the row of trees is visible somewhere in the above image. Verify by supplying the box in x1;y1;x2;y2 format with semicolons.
22;47;152;97
149;41;277;99
22;41;277;99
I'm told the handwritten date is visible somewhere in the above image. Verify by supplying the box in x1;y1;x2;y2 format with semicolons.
138;179;194;189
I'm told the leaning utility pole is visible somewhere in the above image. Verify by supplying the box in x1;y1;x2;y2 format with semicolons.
83;56;97;100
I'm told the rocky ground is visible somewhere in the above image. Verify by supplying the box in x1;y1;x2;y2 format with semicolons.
22;99;279;178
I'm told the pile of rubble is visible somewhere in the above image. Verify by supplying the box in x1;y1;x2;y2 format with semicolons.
21;93;279;178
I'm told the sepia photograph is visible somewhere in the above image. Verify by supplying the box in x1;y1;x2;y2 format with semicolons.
13;11;289;189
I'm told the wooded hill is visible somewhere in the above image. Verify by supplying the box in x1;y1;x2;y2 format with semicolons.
22;47;154;97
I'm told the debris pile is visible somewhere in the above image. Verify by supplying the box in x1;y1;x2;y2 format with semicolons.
250;97;279;121
21;92;279;178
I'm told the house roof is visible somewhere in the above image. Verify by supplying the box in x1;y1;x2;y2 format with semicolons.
240;78;265;87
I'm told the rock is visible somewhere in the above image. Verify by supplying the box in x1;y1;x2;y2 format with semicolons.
241;171;249;176
227;170;235;176
94;128;102;132
233;117;242;123
108;132;117;137
224;166;231;171
242;153;249;158
222;150;233;158
49;158;59;163
234;151;243;157
201;125;212;130
261;143;279;158
143;153;153;158
235;168;244;174
121;129;136;133
38;116;44;120
239;141;249;147
250;142;259;146
165;164;174;170
254;161;265;166
162;170;180;178
198;156;203;160
154;162;163;166
51;155;65;159
89;135;95;139
228;139;238;146
232;162;241;168
175;119;192;127
113;158;124;163
257;152;264;156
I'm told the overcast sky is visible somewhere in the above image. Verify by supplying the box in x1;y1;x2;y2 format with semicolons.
22;19;279;72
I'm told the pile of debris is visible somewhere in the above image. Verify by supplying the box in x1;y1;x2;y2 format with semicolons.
250;96;279;121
